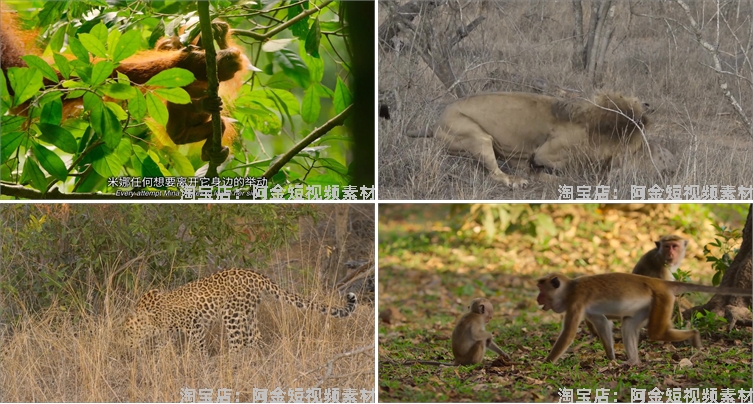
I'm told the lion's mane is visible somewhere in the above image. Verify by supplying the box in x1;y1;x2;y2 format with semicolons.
551;92;651;138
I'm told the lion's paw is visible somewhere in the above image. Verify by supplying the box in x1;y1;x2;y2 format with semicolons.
511;177;529;189
490;173;528;189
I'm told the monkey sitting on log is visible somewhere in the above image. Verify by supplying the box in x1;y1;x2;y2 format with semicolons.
403;298;510;366
537;272;751;365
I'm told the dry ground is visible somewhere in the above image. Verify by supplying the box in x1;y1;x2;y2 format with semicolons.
378;1;753;200
0;204;375;402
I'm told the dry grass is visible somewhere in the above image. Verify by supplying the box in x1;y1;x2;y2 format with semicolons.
0;294;373;402
378;1;753;200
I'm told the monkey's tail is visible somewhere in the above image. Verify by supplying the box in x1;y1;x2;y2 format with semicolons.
670;282;751;296
401;360;455;366
263;277;357;318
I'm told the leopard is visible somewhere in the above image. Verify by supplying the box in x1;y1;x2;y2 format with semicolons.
124;268;358;352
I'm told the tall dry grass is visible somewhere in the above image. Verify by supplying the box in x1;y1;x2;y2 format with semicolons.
0;291;373;402
378;1;753;200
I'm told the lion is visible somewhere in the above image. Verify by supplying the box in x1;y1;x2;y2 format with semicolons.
427;91;673;188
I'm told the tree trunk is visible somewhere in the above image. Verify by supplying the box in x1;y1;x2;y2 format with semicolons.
571;0;586;70
684;204;753;324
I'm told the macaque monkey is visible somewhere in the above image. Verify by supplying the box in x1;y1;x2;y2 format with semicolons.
452;298;510;365
632;235;688;281
586;235;690;336
403;298;510;366
537;272;751;365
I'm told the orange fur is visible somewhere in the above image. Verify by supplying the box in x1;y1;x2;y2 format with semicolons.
2;10;246;162
142;21;247;161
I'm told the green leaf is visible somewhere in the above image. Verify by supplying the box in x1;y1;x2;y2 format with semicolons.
73;169;106;193
154;87;191;104
147;149;173;177
320;21;342;32
32;143;67;181
304;51;324;83
262;38;295;53
333;77;353;114
38;1;65;27
8;67;44;106
266;88;300;119
113;30;142;63
102;83;137;100
91;138;131;178
148;19;166;49
68;37;90;63
132;145;163;178
91;103;123;149
90;23;109;47
0;69;8;109
22;55;59;83
238;106;281;136
37;123;78;154
83;91;104;112
264;72;296;89
90;60;115;85
52;53;71;79
274;49;309;88
128;91;147;121
146;92;168;126
144;68;196;87
287;3;309;40
2;116;26;133
314;82;333;98
105;102;128;121
79;33;108;58
301;87;320;123
304;19;321;58
49;25;66;53
107;28;122;58
1;131;25;163
318;157;349;176
40;99;63;125
73;62;93;84
166;149;195;177
21;158;47;192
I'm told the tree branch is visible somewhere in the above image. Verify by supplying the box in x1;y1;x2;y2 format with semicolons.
0;183;174;199
233;0;334;41
675;0;753;137
262;105;352;180
198;1;223;178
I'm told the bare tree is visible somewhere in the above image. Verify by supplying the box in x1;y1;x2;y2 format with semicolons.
378;1;485;98
572;0;617;82
672;0;753;138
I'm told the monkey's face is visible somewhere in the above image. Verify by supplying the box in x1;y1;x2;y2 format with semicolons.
661;240;685;263
217;49;246;81
537;274;568;313
469;298;494;323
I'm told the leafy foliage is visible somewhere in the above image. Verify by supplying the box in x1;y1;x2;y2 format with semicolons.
703;224;742;286
1;0;355;196
0;204;318;322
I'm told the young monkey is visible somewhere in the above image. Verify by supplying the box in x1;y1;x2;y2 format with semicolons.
537;272;751;365
632;235;688;281
403;298;510;366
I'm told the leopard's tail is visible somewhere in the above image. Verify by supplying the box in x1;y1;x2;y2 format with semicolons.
265;279;357;318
